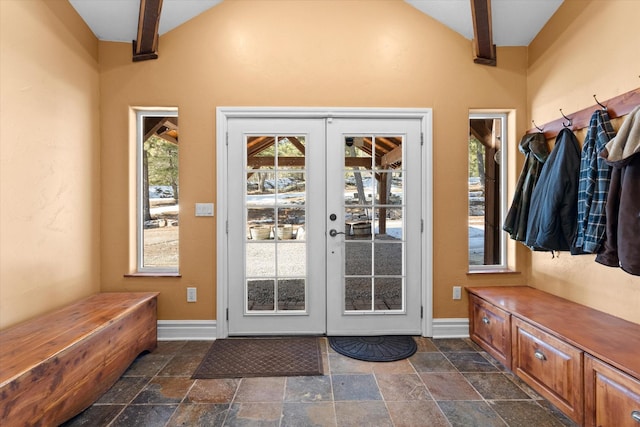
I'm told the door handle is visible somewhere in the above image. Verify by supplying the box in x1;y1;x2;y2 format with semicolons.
329;229;345;237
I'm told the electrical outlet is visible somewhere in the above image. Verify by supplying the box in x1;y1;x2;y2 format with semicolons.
453;286;462;300
187;287;197;302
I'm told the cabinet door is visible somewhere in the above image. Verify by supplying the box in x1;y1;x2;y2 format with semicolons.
585;355;640;427
512;317;583;425
469;294;511;369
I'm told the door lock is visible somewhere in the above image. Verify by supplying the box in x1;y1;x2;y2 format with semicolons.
329;229;345;237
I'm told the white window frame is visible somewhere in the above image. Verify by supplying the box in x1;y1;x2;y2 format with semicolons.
136;108;179;274
468;112;508;271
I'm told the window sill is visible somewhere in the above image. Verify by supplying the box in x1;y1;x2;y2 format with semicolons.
467;268;521;275
124;272;182;278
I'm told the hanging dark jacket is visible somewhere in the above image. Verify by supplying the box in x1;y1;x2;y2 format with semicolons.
525;127;582;253
595;105;640;276
503;132;549;241
574;109;616;253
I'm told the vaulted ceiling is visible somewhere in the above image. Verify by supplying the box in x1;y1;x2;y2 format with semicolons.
69;0;563;64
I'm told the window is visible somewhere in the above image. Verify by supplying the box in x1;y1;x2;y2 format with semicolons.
468;113;507;270
136;109;179;273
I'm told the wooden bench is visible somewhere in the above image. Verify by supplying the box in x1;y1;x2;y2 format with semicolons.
467;286;640;426
0;292;159;426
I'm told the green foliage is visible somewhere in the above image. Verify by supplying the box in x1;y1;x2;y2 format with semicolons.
145;135;179;200
468;135;485;178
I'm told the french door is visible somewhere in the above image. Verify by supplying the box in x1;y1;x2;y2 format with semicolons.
222;111;428;336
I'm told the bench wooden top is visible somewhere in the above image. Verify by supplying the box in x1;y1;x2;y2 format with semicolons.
467;286;640;380
0;292;159;386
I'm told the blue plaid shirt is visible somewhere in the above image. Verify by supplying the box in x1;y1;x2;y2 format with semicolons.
574;110;616;253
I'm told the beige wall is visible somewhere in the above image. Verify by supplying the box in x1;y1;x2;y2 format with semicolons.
5;0;634;331
99;0;529;322
527;0;640;324
0;0;101;328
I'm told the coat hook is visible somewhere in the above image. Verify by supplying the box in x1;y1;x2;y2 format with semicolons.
532;120;544;132
560;109;572;128
593;94;607;110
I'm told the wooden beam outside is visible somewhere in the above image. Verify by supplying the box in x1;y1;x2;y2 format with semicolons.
286;137;306;155
143;117;168;141
470;0;496;66
381;145;402;167
247;157;375;168
133;0;163;62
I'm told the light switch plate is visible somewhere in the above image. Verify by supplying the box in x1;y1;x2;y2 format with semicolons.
195;203;214;217
187;287;197;302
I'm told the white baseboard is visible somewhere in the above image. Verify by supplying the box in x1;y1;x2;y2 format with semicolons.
431;318;469;338
156;318;467;340
157;320;217;341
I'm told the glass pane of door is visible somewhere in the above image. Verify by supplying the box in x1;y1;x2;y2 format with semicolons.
246;135;307;313
326;117;422;336
343;135;405;313
227;117;325;336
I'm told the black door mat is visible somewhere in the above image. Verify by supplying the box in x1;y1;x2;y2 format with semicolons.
192;337;323;379
328;336;417;362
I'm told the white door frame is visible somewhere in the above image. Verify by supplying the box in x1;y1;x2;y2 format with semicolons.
216;107;433;338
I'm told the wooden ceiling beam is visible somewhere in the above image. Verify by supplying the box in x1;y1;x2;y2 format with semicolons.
132;0;163;62
470;0;496;66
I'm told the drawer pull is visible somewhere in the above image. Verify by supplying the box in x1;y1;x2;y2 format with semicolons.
534;350;546;361
482;316;490;325
632;411;640;423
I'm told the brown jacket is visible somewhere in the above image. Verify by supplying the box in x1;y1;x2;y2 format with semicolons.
595;106;640;276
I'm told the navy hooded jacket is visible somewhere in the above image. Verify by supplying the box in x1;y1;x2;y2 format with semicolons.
525;127;582;253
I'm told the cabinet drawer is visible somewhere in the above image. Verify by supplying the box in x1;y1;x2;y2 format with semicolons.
585;355;640;427
512;317;583;425
469;295;511;369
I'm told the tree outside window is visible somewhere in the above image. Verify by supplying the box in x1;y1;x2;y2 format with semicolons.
137;111;179;272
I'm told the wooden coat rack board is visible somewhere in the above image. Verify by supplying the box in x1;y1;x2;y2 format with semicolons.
527;87;640;140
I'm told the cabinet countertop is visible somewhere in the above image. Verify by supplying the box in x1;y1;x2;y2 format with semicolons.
467;286;640;380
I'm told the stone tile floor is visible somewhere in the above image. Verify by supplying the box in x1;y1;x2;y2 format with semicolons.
63;337;579;427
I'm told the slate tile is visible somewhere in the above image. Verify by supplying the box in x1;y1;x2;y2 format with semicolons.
463;372;530;400
166;403;228;427
334;401;392;426
438;400;507;427
110;404;177;427
132;376;194;404
489;400;568;427
281;402;337;427
285;375;333;402
386;401;450;427
409;352;457;372
332;374;382;401
376;373;431;401
445;352;499;372
420;372;482;401
186;378;240;404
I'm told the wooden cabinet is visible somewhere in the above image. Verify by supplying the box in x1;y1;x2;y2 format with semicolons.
469;294;511;369
467;286;640;427
512;317;583;424
585;355;640;427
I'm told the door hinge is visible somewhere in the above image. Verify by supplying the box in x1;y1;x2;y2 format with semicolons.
421;306;424;319
420;133;424;146
226;220;229;234
226;308;229;321
421;219;424;232
226;131;229;146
